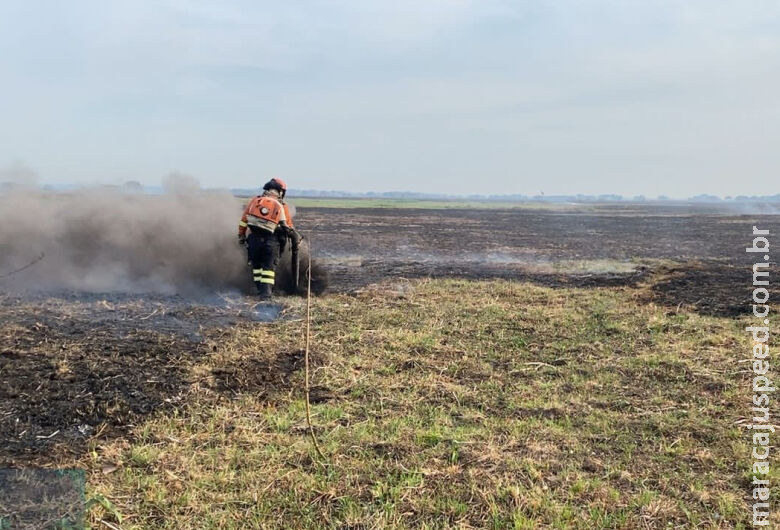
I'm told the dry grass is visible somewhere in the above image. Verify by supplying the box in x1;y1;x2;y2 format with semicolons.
48;278;777;528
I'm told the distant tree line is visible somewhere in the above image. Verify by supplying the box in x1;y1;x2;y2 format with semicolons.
232;188;780;203
4;182;779;204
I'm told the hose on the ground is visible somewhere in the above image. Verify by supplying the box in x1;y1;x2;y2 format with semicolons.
303;235;326;462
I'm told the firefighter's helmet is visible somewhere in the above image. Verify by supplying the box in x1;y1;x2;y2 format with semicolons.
263;177;287;199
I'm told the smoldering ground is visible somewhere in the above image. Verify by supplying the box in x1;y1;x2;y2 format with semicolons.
0;179;328;462
0;182;326;296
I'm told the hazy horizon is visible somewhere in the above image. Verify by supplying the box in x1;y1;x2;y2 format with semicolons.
4;175;778;202
1;1;778;197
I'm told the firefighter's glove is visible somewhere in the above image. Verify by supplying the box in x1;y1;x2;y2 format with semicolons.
288;227;303;245
238;235;247;246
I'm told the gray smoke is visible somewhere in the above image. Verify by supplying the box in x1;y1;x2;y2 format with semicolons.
0;182;249;294
162;172;201;195
0;163;39;191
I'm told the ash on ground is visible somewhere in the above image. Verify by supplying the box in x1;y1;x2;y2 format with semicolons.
0;291;290;465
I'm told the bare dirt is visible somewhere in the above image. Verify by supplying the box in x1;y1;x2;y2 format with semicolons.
0;203;776;464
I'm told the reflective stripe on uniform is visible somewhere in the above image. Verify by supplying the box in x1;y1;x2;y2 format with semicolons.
254;268;275;283
246;215;277;233
239;221;248;228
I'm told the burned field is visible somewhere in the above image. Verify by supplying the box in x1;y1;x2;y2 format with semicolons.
0;293;296;465
0;202;777;527
0;203;767;461
299;203;774;315
0;204;772;462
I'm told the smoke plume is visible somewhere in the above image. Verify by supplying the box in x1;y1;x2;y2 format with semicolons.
0;163;39;190
0;182;249;294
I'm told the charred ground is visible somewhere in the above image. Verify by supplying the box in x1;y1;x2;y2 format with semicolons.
0;202;776;527
298;203;776;315
0;204;775;464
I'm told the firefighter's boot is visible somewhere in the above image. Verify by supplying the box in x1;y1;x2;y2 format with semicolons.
252;267;276;300
257;282;273;300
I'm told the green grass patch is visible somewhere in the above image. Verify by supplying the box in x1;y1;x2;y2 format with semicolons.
83;278;763;528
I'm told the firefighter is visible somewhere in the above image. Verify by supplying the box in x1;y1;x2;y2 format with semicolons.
238;178;301;299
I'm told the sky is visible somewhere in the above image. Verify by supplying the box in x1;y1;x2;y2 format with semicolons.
0;1;778;197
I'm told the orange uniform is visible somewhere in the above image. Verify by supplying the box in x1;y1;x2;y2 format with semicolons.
241;178;294;299
282;203;294;228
